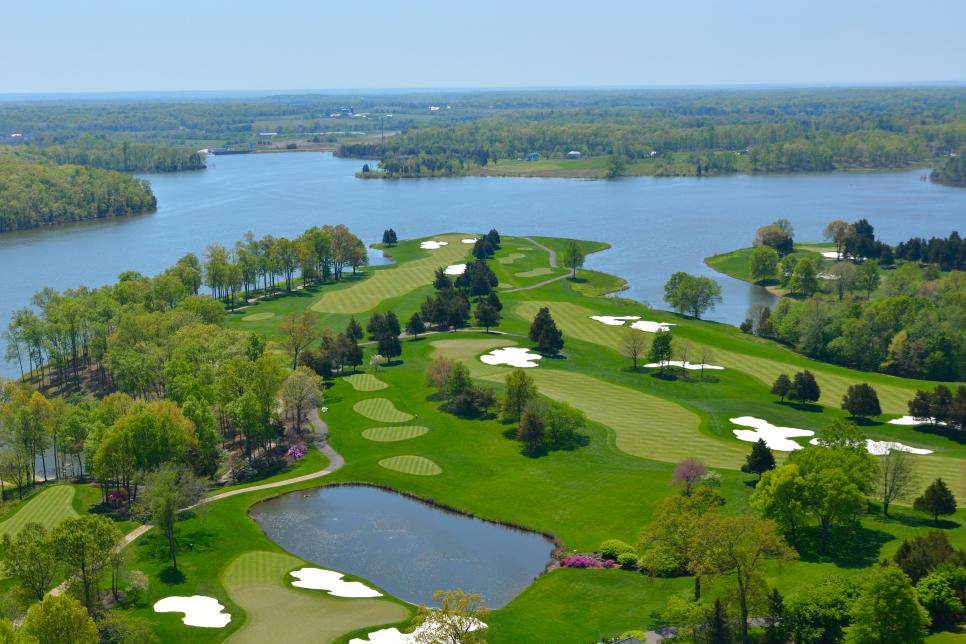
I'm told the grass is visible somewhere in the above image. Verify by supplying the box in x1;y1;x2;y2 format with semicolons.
0;484;77;540
361;425;430;442
343;373;388;392
352;398;415;423
377;455;443;476
222;551;408;644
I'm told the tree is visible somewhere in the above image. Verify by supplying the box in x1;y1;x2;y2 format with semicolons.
377;333;402;365
280;367;324;434
381;228;397;246
280;310;320;369
845;567;929;644
915;478;957;525
916;566;966;629
141;464;206;572
856;260;881;299
425;356;455;397
406;312;425;340
790;370;821;404
824;219;853;258
770;373;792;402
20;594;98;644
647;330;673;372
842;383;882;418
829;261;857;300
878;448;917;517
51;515;122;611
663;272;722;319
345;316;364;341
750;245;780;282
764;588;786;644
529;307;563;354
561;241;585;278
786;576;861;644
445;362;472;402
501;369;536;422
410;589;489;644
473;301;500;332
752;464;809;548
1;522;56;601
621;327;647;370
517;406;546;455
790;257;819;296
742;438;776;481
672;458;707;496
706;599;731;644
894;531;966;583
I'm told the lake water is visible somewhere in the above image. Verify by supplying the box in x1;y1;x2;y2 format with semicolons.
249;485;555;608
1;152;964;377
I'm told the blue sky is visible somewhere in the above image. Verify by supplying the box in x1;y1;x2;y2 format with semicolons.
2;0;964;93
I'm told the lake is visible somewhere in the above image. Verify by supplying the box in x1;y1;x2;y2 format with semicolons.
249;485;555;608
1;152;964;377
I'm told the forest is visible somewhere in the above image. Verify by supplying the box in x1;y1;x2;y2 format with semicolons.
0;150;157;232
931;155;966;186
31;136;205;173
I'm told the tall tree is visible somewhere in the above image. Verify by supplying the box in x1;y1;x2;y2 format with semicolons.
561;241;586;278
878;448;917;517
647;330;673;372
621;327;647;370
663;272;722;319
845;567;929;644
411;589;489;644
501;369;537;422
52;515;123;611
915;478;957;525
750;245;780;282
280;310;320;369
405;312;425;340
842;383;882;418
141;464;206;572
20;594;98;644
751;464;809;548
280;367;323;434
1;522;56;601
742;438;776;481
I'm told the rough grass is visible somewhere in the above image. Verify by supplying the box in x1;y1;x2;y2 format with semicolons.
0;485;77;539
312;235;468;314
222;551;408;644
343;374;388;392
362;426;430;442
240;312;275;322
515;267;554;278
377;455;442;476
352;398;414;423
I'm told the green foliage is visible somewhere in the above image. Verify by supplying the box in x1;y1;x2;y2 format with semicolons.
500;369;537;422
842;383;882;418
20;594;97;644
915;479;958;525
750;245;780;282
741;438;776;481
34;136;204;173
931;155;966;186
51;514;123;610
561;241;586;278
0;522;56;601
616;552;639;569
786;576;861;644
790;369;821;403
647;330;673;371
845;566;929;644
599;539;635;560
529;306;564;354
663;272;722;319
894;531;966;584
916;566;966;629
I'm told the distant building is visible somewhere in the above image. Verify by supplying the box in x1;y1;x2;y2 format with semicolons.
649;150;658;157
566;150;583;159
258;132;278;136
429;106;441;111
526;152;541;161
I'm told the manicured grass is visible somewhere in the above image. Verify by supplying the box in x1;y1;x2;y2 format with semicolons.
353;398;415;423
222;551;408;644
312;235;469;314
0;484;77;540
496;252;526;265
362;426;430;442
377;455;442;476
515;267;554;278
343;373;388;392
240;311;275;322
705;245;820;285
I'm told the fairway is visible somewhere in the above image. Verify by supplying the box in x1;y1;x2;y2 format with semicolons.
362;425;430;442
353;398;414;423
344;373;389;392
222;551;408;644
312;235;468;314
240;312;275;322
515;267;555;277
378;455;442;476
0;485;78;540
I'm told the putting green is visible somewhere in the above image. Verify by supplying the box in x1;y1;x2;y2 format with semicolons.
241;312;275;322
497;253;526;265
312;235;467;314
344;373;389;392
515;267;555;278
362;426;430;442
0;485;78;540
378;455;442;476
223;551;408;644
514;300;917;414
353;398;414;423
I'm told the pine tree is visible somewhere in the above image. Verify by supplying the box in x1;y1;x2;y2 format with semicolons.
381;228;397;246
706;599;731;644
530;307;564;354
406;312;425;340
842;383;882;418
647;330;673;372
474;302;501;332
345;317;364;341
914;478;957;525
771;373;792;401
742;438;776;481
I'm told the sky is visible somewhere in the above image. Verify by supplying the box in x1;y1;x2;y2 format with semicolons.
2;0;965;94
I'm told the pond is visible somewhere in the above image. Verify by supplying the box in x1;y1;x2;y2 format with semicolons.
249;485;555;608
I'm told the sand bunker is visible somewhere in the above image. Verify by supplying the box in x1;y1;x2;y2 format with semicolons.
730;416;814;452
444;263;467;275
809;438;933;456
821;251;841;260
154;596;231;628
590;315;640;326
589;315;675;333
461;238;478;244
420;241;449;250
645;360;724;371
480;347;543;368
631;320;676;333
350;618;486;644
290;568;382;598
888;415;947;427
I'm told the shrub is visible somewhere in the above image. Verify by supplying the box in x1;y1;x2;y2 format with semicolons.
559;555;601;569
617;552;639;569
600;539;635;560
287;444;307;460
602;559;616;569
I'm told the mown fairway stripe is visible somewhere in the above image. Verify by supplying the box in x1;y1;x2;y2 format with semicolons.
378;455;442;476
362;426;430;442
344;373;389;392
352;398;414;423
0;485;78;540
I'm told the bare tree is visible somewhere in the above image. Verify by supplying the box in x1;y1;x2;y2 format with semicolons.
621;327;647;370
677;341;692;379
879;448;917;517
697;346;714;381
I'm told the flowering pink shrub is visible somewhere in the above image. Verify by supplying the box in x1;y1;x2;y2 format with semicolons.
560;555;602;569
287;444;307;460
602;559;616;568
106;489;128;508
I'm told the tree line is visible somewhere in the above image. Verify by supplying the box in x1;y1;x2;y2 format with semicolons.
31;136;205;173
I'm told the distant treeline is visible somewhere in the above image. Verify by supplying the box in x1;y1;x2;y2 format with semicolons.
0;151;156;232
931;155;966;186
32;136;205;173
895;232;966;271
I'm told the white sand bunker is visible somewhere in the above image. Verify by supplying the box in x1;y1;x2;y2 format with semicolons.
290;568;382;597
590;315;640;326
444;263;467;275
154;595;231;628
480;347;542;368
809;437;933;456
645;360;724;371
631;320;676;333
589;315;676;333
420;240;449;249
888;415;947;427
350;618;486;644
821;251;841;260
461;238;479;244
730;416;814;452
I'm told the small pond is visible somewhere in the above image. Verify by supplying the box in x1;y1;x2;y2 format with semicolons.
250;485;555;608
